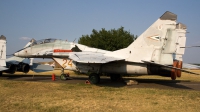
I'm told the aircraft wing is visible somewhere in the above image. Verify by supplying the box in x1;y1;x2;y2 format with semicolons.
69;52;124;63
142;60;200;75
0;66;8;71
6;56;30;65
183;63;200;69
31;63;54;73
180;46;200;48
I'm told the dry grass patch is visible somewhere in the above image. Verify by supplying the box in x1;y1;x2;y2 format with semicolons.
0;80;200;112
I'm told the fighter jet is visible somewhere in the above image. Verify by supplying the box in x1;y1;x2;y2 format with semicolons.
3;37;33;75
0;35;8;75
14;11;198;84
0;36;54;76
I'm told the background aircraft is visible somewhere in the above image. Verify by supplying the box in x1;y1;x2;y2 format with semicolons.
3;38;33;75
0;35;8;75
0;36;53;76
0;35;30;75
14;11;199;84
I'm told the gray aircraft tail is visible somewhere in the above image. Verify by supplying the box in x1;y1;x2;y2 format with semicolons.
114;11;187;65
0;35;6;67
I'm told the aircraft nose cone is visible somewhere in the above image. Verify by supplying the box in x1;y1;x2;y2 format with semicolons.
14;52;18;56
14;48;25;57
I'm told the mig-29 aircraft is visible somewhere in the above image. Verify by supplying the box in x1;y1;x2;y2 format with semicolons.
0;35;54;76
0;35;8;75
14;11;199;84
0;35;32;75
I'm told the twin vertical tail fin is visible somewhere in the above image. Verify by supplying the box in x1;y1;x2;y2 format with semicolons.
0;35;6;67
173;23;187;61
125;11;186;65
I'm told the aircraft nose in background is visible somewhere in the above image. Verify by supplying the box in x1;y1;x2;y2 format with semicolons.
14;48;26;57
14;52;18;56
14;50;22;57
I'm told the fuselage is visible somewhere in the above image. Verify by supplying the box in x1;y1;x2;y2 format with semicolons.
13;38;172;76
14;39;75;58
14;38;109;58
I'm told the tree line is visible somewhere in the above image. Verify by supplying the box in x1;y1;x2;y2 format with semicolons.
78;27;137;51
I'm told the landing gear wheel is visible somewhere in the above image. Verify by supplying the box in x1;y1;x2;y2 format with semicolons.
89;73;100;84
60;74;67;80
0;72;2;76
110;74;121;81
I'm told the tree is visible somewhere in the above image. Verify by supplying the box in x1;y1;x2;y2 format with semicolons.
78;27;137;51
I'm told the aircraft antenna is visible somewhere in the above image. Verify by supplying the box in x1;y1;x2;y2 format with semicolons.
73;38;76;43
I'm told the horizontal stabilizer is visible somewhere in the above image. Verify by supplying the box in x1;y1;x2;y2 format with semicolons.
6;56;31;65
183;63;200;69
142;60;200;75
31;63;54;73
0;60;6;66
0;66;8;71
180;46;200;48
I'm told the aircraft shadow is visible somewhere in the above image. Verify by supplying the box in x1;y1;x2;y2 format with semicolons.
1;75;52;81
122;78;193;90
96;77;194;90
0;75;196;90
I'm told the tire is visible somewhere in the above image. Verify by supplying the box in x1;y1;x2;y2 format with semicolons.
89;73;100;84
0;72;2;76
60;74;67;80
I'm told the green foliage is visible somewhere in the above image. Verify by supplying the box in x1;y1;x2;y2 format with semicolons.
78;27;137;51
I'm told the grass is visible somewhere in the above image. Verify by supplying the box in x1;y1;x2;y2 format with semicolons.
0;80;200;112
1;70;200;112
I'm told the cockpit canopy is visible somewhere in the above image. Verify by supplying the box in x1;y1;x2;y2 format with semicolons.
30;38;59;46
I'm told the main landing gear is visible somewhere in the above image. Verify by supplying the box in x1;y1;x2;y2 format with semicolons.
89;73;100;84
0;72;2;76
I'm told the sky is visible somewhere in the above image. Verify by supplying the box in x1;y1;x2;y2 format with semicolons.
0;0;200;63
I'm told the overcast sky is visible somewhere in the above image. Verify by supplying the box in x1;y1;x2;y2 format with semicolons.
0;0;200;63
